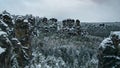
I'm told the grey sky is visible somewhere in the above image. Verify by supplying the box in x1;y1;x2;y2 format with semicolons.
0;0;120;22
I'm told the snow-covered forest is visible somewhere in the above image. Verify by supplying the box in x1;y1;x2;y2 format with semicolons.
0;11;120;68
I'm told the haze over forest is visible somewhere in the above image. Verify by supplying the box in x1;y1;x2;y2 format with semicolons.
0;0;120;22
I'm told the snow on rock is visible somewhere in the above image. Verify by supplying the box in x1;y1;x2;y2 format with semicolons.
11;38;18;40
0;47;6;54
11;38;21;45
0;20;8;27
0;31;7;36
24;19;28;22
104;56;120;60
99;31;120;49
99;38;113;49
110;31;120;39
0;31;7;54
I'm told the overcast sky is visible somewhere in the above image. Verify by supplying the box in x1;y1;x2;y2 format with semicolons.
0;0;120;22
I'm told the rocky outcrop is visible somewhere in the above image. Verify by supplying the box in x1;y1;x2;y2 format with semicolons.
0;11;32;68
0;10;82;68
98;31;120;68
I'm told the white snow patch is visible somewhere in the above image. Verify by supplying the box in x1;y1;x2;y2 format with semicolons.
0;31;7;36
24;19;28;22
0;20;8;27
99;38;112;49
104;56;120;60
11;38;18;41
0;47;6;54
